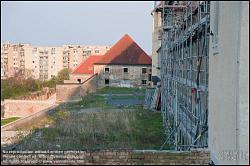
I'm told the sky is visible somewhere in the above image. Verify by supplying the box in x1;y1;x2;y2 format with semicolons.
1;1;153;54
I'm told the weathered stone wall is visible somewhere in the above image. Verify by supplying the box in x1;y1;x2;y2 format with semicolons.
2;98;55;118
13;88;55;100
94;64;152;88
66;74;93;84
1;149;210;165
56;74;98;102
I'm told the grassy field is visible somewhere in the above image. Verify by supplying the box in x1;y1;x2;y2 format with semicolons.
1;117;20;126
96;86;146;94
15;109;165;150
5;87;167;150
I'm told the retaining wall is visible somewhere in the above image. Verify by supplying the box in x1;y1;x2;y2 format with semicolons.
56;74;98;102
2;97;56;118
1;149;210;165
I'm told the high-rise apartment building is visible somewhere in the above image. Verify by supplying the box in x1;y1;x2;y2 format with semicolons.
1;43;111;81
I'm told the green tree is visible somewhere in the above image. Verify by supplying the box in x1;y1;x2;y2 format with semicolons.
43;77;57;88
56;68;70;84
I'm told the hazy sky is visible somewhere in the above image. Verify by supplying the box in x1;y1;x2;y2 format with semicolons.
1;1;153;54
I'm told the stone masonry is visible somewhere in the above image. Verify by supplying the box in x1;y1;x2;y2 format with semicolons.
56;74;98;102
1;149;210;165
94;65;152;88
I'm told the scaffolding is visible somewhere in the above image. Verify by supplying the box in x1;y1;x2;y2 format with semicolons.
157;1;210;151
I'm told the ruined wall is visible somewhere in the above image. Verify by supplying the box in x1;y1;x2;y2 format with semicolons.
67;74;93;83
56;74;98;102
2;98;55;118
1;149;210;165
94;64;152;88
13;88;55;100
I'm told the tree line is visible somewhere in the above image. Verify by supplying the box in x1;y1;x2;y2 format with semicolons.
1;68;70;100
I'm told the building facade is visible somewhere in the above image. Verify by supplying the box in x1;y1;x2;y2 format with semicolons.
94;34;152;88
1;43;110;81
94;64;151;87
68;35;152;88
208;1;249;165
151;1;163;85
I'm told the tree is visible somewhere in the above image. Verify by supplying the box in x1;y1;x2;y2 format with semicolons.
56;68;70;83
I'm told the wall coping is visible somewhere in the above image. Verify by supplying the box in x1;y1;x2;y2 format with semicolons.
1;104;58;131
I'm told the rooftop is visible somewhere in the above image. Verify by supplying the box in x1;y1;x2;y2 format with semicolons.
95;34;152;65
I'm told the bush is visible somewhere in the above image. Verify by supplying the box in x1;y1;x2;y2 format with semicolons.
56;68;70;84
1;77;42;100
43;77;57;88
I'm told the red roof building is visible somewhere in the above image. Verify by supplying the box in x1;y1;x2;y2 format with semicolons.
95;34;152;65
72;55;103;74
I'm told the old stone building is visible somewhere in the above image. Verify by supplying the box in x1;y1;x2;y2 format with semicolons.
69;34;152;88
66;55;103;84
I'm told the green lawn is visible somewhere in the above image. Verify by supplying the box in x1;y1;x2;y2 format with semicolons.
14;109;165;150
96;86;146;94
1;117;20;126
5;86;167;150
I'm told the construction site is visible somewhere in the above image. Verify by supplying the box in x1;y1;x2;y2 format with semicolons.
0;1;248;165
150;1;249;165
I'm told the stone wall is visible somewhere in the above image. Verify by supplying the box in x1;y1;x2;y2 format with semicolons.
56;74;98;102
13;88;55;100
66;74;93;84
1;149;210;165
2;97;55;118
94;64;152;88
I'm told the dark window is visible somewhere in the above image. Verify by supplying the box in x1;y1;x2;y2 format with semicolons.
123;68;128;73
149;74;152;81
77;79;81;83
142;68;147;74
142;80;147;85
105;79;109;85
105;68;110;73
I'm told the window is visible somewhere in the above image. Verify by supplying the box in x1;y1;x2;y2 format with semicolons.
142;80;147;85
149;74;152;81
123;67;128;73
105;79;109;85
105;67;110;73
142;68;147;74
95;50;99;54
77;79;81;83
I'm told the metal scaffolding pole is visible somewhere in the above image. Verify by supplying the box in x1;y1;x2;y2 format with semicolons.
158;1;210;151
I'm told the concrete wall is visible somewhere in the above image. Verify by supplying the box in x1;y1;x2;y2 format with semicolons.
208;1;249;165
56;74;98;102
1;149;210;165
2;98;55;118
94;64;152;88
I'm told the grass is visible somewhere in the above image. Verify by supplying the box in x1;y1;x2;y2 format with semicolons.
1;117;20;126
64;93;114;110
3;86;167;150
96;86;146;94
13;109;165;150
111;95;144;100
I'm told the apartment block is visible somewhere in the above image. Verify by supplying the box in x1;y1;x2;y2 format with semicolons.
1;43;33;79
1;44;110;81
62;45;111;70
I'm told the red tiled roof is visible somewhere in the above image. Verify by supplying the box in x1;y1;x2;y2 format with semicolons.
72;55;103;74
94;34;152;65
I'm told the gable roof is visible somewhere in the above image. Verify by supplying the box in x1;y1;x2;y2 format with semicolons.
72;55;103;74
94;34;152;65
